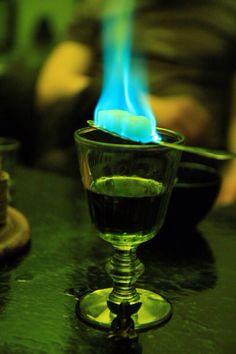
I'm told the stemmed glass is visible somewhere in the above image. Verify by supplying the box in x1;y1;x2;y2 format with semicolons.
74;126;184;330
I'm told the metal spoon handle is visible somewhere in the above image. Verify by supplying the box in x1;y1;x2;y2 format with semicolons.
159;141;236;161
87;121;236;161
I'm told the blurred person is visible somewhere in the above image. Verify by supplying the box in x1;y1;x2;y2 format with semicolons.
35;0;236;205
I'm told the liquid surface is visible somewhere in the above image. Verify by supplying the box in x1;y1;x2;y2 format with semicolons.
87;176;166;243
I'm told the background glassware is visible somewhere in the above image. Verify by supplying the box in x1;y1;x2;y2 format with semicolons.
74;127;184;330
0;137;20;204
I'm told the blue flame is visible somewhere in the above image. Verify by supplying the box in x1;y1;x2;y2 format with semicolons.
94;0;160;143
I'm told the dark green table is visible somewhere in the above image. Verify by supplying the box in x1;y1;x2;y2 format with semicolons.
0;166;235;354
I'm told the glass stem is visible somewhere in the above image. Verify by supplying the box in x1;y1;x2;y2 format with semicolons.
106;247;144;307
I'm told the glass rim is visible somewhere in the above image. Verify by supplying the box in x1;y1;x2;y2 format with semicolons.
0;137;20;152
74;126;185;150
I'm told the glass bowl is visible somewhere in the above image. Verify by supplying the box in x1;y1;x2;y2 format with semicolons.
163;162;222;230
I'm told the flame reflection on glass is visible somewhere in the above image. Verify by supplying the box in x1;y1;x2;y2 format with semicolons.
94;0;160;143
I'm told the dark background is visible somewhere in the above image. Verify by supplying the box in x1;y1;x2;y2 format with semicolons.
0;0;79;166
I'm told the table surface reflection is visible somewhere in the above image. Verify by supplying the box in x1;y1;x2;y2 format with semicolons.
0;166;235;354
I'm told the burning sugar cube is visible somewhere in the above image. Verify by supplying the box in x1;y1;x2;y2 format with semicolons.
97;109;157;143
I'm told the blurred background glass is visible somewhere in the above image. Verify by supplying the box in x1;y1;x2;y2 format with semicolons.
0;0;79;167
0;137;20;203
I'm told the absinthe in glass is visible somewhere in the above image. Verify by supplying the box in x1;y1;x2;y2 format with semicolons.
87;176;166;246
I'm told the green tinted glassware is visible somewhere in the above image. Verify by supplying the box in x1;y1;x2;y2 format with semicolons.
74;126;184;330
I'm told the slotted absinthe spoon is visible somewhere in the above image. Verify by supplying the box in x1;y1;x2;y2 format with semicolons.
87;120;236;161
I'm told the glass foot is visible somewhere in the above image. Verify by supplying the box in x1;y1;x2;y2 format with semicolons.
76;288;172;331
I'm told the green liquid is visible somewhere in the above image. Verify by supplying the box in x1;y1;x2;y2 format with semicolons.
87;176;166;246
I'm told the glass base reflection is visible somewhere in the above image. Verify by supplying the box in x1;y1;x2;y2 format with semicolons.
76;287;172;331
